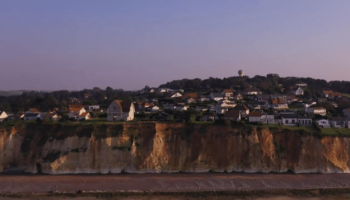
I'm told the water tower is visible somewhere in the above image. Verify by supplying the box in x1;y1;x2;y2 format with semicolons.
238;70;244;77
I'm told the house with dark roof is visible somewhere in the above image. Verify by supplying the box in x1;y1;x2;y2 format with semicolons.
224;110;241;121
25;108;40;114
202;114;215;121
24;113;42;121
107;100;135;121
248;111;262;123
232;104;250;117
210;93;224;101
281;115;312;126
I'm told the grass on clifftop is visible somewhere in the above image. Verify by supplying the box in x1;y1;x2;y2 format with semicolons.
321;128;350;136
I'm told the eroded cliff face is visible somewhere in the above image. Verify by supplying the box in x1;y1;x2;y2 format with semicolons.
1;123;350;174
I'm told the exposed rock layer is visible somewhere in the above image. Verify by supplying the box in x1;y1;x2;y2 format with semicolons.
0;123;349;174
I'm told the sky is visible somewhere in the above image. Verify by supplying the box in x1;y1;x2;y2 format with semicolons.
1;0;350;91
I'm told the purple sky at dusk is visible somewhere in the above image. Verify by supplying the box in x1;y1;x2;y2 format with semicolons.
1;0;350;91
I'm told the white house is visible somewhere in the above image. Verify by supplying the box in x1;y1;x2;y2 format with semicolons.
107;100;135;121
293;87;304;96
316;119;330;128
282;116;298;126
0;111;8;121
210;93;224;101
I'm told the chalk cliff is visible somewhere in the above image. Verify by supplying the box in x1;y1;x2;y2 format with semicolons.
0;123;349;174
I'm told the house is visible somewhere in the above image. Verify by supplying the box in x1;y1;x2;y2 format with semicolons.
201;114;215;121
232;104;250;117
243;88;262;95
86;105;100;110
303;101;317;108
198;95;211;102
25;108;40;114
248;111;262;123
287;95;299;103
297;117;312;126
135;102;151;111
181;93;198;99
316;119;330;128
343;108;350;118
305;107;326;116
330;118;345;128
185;97;196;104
24;113;42;121
222;89;234;99
68;105;87;120
140;86;157;94
261;115;275;124
272;103;289;109
224;110;241;121
215;106;228;114
217;100;237;108
174;104;189;111
232;92;243;100
158;88;172;93
295;82;307;87
107;100;135;121
321;90;341;99
166;92;182;98
163;103;175;110
293;87;304;96
210;93;224;101
151;106;160;112
42;112;59;121
79;112;91;120
0;111;8;121
195;106;208;112
282;115;298;126
84;93;90;99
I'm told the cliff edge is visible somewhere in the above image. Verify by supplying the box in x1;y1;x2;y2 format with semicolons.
0;123;349;174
